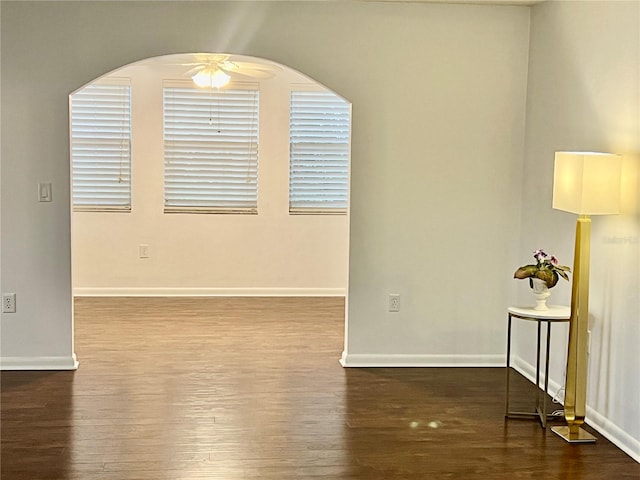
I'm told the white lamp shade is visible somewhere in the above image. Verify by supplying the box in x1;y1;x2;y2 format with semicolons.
553;152;622;215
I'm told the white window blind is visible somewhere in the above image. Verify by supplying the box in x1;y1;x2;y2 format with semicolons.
289;91;350;214
71;82;132;211
163;85;259;214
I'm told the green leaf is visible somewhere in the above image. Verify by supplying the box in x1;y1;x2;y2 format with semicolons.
514;265;537;279
535;269;558;288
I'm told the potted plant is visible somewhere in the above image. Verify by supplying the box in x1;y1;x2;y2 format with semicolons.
514;249;571;310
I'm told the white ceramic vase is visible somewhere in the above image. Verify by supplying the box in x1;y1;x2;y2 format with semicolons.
530;278;551;310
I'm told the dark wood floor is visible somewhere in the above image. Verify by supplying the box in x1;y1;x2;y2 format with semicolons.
1;297;638;479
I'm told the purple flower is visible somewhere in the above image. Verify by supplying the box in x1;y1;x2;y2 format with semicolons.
533;249;548;262
550;255;559;265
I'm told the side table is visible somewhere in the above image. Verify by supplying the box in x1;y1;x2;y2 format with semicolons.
505;305;570;428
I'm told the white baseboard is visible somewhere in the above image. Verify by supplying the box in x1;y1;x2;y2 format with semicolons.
73;287;346;297
0;354;79;371
511;355;640;464
340;352;505;367
586;406;640;463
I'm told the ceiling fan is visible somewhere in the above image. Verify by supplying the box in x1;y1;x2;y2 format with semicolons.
174;54;280;88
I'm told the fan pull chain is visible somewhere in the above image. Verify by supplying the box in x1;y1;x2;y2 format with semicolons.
208;87;214;126
208;87;222;133
216;88;222;133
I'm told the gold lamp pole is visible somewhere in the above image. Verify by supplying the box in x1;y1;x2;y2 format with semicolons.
550;151;622;443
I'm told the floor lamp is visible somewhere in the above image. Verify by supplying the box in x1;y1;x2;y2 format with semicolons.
550;151;622;443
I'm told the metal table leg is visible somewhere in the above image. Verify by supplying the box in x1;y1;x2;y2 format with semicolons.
506;316;557;428
505;313;513;416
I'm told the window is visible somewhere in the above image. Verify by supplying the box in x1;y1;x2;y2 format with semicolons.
70;81;132;211
163;83;259;214
289;90;350;214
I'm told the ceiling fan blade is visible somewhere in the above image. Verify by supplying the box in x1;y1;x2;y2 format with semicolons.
234;61;282;72
228;67;275;79
141;54;282;80
184;66;205;76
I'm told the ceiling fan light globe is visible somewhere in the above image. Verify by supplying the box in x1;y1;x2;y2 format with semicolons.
211;69;231;88
192;70;213;88
192;68;231;88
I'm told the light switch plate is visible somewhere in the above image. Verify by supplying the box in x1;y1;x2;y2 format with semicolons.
38;182;52;202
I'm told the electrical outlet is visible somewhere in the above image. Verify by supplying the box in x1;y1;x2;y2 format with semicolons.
139;244;149;259
2;293;16;313
389;294;400;312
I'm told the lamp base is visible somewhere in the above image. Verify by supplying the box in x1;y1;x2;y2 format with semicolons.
551;426;597;443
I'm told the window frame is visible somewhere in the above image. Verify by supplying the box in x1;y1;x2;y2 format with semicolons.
162;80;260;215
288;86;351;215
70;78;132;213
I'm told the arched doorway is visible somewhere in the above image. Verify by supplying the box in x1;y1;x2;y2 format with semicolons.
70;53;351;359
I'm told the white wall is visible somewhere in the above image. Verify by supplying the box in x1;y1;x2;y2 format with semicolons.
516;0;639;461
1;1;531;368
72;62;348;296
2;4;530;357
343;5;530;365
